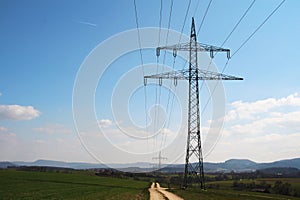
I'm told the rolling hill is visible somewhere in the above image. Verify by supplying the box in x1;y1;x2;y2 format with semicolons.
2;157;300;172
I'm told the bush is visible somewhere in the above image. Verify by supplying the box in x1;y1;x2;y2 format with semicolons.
272;181;291;195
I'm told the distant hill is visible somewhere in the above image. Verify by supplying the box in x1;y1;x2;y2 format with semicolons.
204;159;257;172
223;159;257;170
258;167;300;176
256;158;300;169
204;158;300;173
3;157;300;172
0;162;16;168
12;159;152;171
13;160;107;169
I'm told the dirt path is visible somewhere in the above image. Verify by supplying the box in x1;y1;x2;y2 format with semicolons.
149;182;184;200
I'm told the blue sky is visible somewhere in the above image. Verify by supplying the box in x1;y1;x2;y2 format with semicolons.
0;0;300;164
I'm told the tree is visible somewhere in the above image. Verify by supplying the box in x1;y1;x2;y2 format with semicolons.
272;181;291;195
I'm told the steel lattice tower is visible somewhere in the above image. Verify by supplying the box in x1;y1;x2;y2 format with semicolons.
152;151;167;171
144;18;243;189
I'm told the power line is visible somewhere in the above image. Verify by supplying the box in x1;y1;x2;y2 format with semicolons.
162;0;175;118
160;0;174;151
154;0;163;151
193;0;201;17
201;60;229;115
133;0;144;67
197;0;213;36
178;0;192;44
201;0;286;115
162;0;174;64
158;0;163;47
177;0;213;73
220;0;256;47
161;0;193;149
200;0;256;91
158;0;192;152
160;57;177;150
231;0;286;58
133;0;149;137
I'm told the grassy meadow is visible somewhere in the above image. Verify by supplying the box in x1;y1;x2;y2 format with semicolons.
0;169;150;200
171;178;300;200
1;168;300;200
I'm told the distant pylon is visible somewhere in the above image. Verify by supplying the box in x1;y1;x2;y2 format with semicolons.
144;17;243;189
152;151;167;170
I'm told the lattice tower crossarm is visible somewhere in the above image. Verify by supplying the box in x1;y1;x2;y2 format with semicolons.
144;69;243;81
156;43;230;59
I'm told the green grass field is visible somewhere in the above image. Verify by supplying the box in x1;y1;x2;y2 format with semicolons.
172;187;300;200
170;178;300;200
259;178;300;190
0;169;150;200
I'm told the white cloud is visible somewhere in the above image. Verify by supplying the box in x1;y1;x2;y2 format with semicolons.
0;127;18;156
208;131;300;162
205;93;300;162
98;119;113;128
0;126;8;132
0;131;17;141
226;93;300;121
160;128;174;135
0;126;15;137
0;105;41;120
34;123;72;134
0;92;2;96
223;93;300;136
0;133;93;162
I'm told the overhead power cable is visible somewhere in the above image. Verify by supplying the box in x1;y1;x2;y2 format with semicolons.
166;0;192;123
193;0;201;17
220;0;256;47
161;0;191;150
197;0;213;36
231;0;286;58
201;0;286;115
162;0;174;64
154;0;163;151
159;0;176;152
133;0;149;136
178;0;192;44
179;0;213;73
200;0;256;91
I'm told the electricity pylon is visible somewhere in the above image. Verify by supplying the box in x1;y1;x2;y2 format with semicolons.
152;151;167;171
144;17;243;189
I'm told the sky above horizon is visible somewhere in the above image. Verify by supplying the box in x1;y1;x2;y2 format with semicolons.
1;0;300;165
